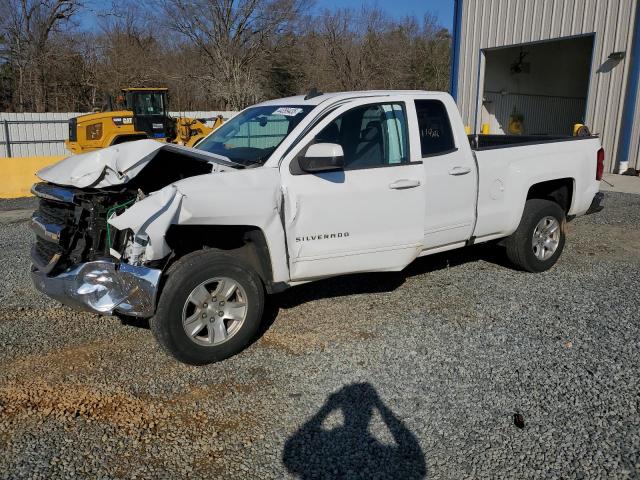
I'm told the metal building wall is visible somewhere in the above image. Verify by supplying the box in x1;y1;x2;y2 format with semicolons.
631;84;640;171
454;0;639;172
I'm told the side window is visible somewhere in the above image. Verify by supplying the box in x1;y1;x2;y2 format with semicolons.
312;103;409;169
414;100;456;156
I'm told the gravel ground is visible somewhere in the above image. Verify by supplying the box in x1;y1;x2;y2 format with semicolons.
0;192;639;479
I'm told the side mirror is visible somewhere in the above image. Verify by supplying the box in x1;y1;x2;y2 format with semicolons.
299;143;345;173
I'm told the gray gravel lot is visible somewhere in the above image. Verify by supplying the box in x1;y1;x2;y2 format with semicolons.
0;192;639;479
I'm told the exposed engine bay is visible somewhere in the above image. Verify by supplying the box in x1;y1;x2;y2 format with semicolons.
31;143;228;275
32;184;136;274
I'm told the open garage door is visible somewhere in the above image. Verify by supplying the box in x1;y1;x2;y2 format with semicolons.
481;35;594;136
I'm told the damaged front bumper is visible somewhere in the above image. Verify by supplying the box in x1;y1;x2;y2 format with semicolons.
31;260;162;317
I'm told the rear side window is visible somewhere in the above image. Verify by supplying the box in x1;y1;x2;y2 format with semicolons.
415;100;456;156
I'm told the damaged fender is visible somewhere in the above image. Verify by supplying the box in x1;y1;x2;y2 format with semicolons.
107;168;291;282
108;185;184;260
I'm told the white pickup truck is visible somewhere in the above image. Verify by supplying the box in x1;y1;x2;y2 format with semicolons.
30;90;604;364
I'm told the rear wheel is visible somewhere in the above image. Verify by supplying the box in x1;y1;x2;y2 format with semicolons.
505;199;566;272
151;249;264;365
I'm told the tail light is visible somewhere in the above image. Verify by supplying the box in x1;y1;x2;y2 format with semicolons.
596;148;604;181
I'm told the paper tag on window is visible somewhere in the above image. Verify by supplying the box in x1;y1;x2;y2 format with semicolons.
272;107;303;116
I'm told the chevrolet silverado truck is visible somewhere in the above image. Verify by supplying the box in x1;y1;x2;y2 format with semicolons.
30;90;605;365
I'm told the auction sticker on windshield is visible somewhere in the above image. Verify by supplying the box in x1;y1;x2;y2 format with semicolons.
272;107;304;116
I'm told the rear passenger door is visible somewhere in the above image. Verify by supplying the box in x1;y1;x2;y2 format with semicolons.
414;99;477;248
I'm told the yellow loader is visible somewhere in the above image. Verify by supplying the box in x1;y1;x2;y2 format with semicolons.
65;88;224;154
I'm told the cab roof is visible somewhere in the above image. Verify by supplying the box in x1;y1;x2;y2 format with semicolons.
254;90;446;107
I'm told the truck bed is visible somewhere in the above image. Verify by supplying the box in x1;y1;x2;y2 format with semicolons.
469;134;599;151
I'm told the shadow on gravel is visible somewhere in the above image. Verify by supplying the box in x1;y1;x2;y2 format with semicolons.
283;382;427;479
272;242;511;310
117;315;151;330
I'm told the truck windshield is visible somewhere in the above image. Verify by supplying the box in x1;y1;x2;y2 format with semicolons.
197;105;314;166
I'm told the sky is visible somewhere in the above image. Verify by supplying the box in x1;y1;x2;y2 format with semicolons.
312;0;454;30
77;0;455;33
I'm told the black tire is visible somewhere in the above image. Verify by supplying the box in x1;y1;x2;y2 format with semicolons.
505;199;566;273
151;249;264;365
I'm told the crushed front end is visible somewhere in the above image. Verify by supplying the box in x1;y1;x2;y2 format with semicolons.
30;182;161;317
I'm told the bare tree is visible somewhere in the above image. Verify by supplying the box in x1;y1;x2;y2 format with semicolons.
1;0;82;111
294;8;450;95
0;1;451;112
163;0;311;109
96;5;164;93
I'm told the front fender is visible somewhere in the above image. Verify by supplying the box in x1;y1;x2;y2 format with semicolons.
109;167;290;283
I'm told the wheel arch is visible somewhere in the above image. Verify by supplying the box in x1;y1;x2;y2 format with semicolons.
164;224;281;293
525;177;575;213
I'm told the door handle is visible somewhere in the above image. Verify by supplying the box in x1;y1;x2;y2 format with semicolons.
449;166;472;176
389;179;421;190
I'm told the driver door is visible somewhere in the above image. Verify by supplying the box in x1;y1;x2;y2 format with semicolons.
280;99;426;281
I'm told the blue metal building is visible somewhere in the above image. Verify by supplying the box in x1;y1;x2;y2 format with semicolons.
450;0;640;173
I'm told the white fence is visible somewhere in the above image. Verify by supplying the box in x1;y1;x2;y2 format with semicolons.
0;111;235;157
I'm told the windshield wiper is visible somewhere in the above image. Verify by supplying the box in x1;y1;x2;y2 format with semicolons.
245;149;276;166
242;161;263;168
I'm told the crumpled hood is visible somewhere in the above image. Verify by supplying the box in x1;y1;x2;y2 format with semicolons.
36;139;237;188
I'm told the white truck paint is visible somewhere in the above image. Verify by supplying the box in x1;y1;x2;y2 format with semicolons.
31;90;604;363
35;91;602;280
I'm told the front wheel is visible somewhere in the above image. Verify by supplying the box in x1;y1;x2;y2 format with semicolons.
505;199;566;272
151;249;265;365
